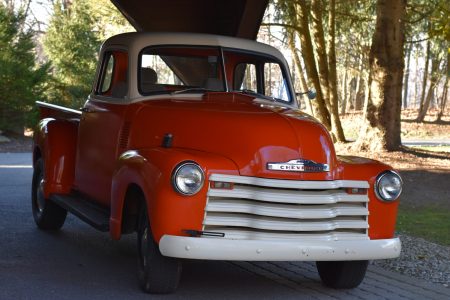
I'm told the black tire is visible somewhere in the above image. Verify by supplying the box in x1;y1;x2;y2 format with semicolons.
316;260;368;289
137;203;182;294
31;158;67;230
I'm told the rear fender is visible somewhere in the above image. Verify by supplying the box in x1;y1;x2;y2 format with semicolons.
33;118;78;197
110;148;238;241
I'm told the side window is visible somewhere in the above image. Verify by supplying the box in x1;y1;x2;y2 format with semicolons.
234;63;257;92
100;54;114;93
264;62;289;101
97;51;128;98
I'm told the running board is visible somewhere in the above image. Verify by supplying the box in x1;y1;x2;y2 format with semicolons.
50;194;110;232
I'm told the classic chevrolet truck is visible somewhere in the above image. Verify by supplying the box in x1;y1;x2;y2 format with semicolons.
32;32;402;294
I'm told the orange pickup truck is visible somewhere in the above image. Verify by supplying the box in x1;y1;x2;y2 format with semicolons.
32;32;402;294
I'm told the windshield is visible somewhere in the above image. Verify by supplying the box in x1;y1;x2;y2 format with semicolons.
139;46;292;102
140;46;225;94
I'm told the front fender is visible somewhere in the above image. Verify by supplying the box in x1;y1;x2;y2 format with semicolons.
110;148;238;241
337;156;400;240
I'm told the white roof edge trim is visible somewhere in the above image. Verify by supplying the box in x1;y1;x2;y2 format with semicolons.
209;174;370;189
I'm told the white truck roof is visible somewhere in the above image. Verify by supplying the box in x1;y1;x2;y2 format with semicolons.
102;32;287;63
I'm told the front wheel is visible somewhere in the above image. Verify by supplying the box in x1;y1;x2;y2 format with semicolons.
316;260;368;289
31;158;67;230
137;204;181;294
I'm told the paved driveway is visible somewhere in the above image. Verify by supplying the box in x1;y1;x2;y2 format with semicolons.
0;153;448;299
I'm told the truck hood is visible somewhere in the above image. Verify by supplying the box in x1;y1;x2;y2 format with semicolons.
131;93;337;180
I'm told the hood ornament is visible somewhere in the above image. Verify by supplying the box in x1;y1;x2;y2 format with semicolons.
267;159;329;172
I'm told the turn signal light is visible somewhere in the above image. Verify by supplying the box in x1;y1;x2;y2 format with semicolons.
346;188;367;195
210;181;234;189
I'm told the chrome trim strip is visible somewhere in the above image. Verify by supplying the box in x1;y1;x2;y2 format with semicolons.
209;174;370;189
36;101;82;115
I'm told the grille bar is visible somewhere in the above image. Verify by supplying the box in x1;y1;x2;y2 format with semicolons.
204;213;368;231
208;186;367;204
204;228;369;241
206;199;368;219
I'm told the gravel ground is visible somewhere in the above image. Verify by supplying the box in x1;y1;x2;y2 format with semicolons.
372;234;450;288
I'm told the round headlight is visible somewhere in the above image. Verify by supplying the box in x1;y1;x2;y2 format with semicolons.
172;162;205;195
375;170;403;202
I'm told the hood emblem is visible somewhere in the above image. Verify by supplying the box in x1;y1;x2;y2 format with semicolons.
267;159;330;172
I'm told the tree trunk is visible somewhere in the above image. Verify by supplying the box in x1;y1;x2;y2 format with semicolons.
347;76;356;111
287;30;314;115
355;0;406;151
295;1;331;129
402;43;412;109
340;63;348;115
354;53;366;111
310;0;330;105
437;53;449;121
413;52;420;108
417;37;430;117
437;82;448;122
417;57;440;122
355;75;365;111
326;0;346;141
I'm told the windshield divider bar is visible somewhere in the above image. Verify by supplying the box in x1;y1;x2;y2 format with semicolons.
219;47;229;92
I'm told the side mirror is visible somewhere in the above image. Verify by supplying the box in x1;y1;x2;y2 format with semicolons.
307;89;316;100
295;89;316;100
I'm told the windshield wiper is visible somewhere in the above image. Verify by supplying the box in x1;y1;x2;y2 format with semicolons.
171;87;216;95
234;89;279;102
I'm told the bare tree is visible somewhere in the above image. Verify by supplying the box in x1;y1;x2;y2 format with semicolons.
326;0;345;141
287;30;314;115
417;36;431;119
417;55;440;122
402;43;412;108
436;52;449;121
294;0;331;129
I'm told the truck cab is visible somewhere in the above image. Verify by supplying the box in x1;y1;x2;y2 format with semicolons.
33;32;402;294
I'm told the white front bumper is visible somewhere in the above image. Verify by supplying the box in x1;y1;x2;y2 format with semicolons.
159;235;401;261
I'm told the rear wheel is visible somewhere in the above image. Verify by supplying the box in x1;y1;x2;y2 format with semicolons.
137;203;181;294
31;158;67;230
316;260;368;289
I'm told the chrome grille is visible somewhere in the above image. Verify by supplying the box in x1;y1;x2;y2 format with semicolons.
203;174;369;241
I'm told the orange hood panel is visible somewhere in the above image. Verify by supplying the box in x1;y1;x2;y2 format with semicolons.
129;93;337;180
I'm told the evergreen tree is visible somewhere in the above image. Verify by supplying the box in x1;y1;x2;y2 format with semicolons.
43;0;100;108
0;4;48;134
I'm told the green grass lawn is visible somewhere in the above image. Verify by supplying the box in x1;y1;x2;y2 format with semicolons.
396;206;450;246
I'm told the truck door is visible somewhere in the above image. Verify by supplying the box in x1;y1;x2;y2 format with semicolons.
74;50;128;206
